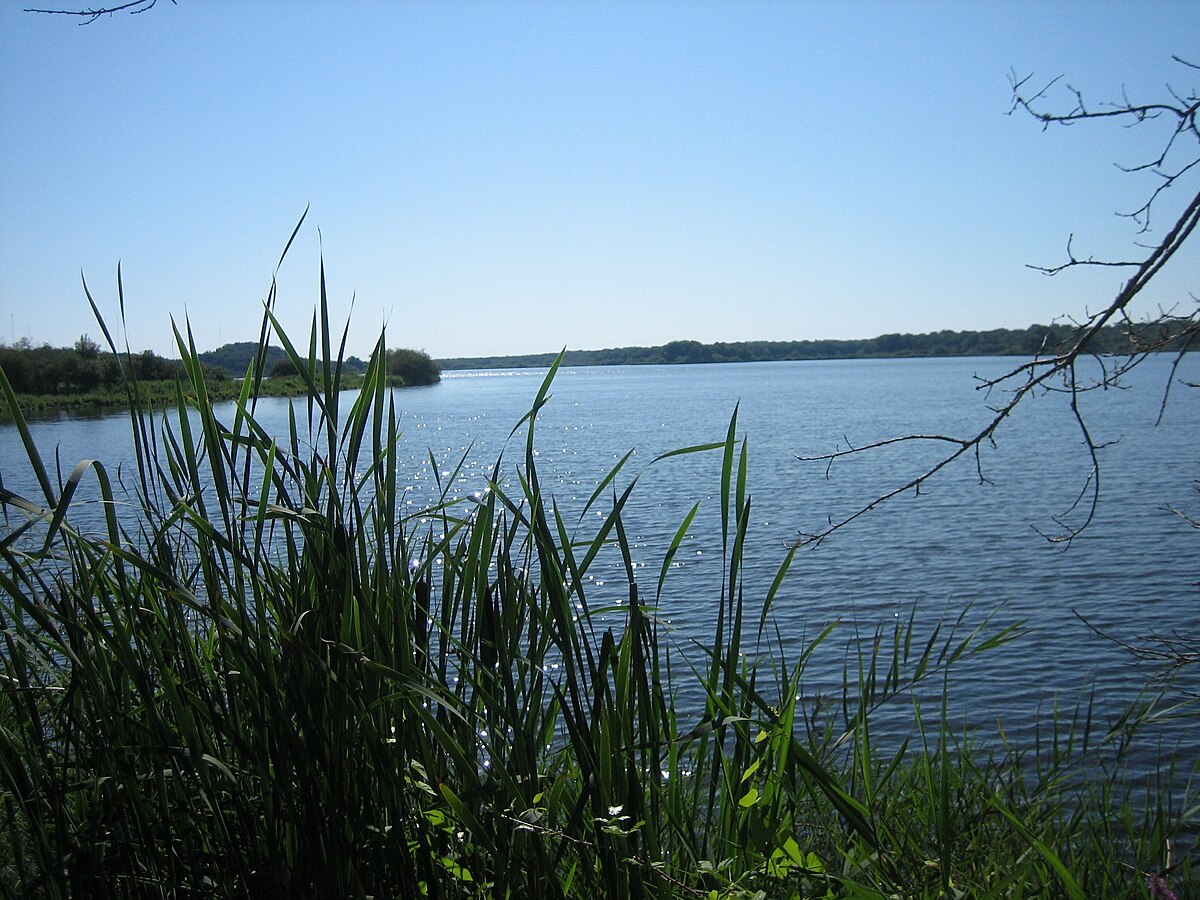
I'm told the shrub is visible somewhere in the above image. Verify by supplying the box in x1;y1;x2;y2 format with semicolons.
387;346;440;385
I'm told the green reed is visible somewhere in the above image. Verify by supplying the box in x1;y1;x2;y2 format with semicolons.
0;255;1195;898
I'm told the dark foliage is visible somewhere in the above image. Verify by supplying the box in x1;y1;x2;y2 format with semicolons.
200;341;371;378
436;320;1193;371
386;347;441;385
268;355;300;378
0;336;228;396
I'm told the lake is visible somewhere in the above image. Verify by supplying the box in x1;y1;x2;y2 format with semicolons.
3;354;1198;766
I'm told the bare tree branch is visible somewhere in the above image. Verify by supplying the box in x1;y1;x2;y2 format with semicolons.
1074;610;1200;694
23;0;174;24
1009;64;1200;233
1026;234;1142;275
794;61;1200;550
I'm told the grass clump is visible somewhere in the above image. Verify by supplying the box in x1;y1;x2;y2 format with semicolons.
0;260;1195;898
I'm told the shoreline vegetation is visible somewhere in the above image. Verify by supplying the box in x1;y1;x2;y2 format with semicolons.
1;295;1195;897
435;320;1194;370
4;320;1188;418
0;336;440;418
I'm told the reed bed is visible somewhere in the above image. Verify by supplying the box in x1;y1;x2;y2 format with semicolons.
1;263;1195;898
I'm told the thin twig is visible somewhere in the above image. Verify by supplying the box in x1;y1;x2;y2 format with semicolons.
793;61;1200;549
23;0;173;24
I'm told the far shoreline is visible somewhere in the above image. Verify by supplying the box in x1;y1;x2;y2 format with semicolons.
435;320;1192;372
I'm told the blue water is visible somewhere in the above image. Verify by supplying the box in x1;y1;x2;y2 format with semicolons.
3;355;1198;764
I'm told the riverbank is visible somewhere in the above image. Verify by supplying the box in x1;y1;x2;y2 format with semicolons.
0;372;448;420
1;373;369;419
0;338;440;419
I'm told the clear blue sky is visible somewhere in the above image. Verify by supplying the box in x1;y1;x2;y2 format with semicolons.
1;1;1196;360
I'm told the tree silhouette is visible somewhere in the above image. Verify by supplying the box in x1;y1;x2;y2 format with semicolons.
795;58;1199;550
795;60;1199;682
23;0;173;24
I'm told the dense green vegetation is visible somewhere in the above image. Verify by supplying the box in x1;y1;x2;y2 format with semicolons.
0;296;1193;898
199;340;369;377
0;335;439;417
266;347;440;387
386;346;442;386
201;341;441;386
437;320;1193;370
0;335;230;394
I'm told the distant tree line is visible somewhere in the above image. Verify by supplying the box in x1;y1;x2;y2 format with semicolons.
3;322;1180;394
1;335;441;399
197;342;370;378
436;321;1193;371
265;348;440;386
198;342;439;386
0;335;229;396
199;342;297;377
